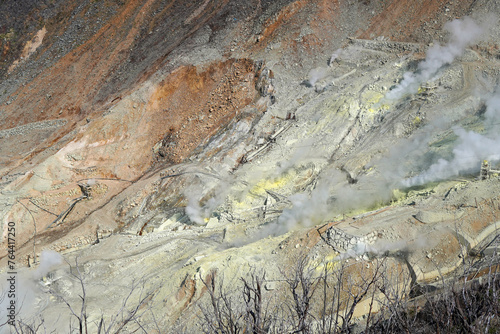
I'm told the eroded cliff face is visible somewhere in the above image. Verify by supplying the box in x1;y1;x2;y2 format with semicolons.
1;0;500;332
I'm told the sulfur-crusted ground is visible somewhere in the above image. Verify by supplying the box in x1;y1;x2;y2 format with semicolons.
1;0;500;332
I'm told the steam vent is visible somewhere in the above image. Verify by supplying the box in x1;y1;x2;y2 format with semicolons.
2;1;500;333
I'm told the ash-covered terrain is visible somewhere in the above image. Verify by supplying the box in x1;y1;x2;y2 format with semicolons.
1;0;500;332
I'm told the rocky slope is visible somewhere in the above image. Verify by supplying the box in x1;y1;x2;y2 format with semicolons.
1;0;500;332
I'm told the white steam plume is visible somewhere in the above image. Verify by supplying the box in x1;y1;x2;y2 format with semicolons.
387;17;488;100
307;48;345;86
275;139;317;175
403;128;500;186
255;169;394;239
277;181;330;233
247;180;331;240
308;67;329;86
329;48;343;65
33;250;63;280
184;169;234;225
252;106;497;239
0;250;62;330
185;189;206;225
337;233;440;261
403;93;500;187
185;190;226;225
185;184;226;225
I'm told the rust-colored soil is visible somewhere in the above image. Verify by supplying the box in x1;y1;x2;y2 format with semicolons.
146;58;259;164
358;0;477;42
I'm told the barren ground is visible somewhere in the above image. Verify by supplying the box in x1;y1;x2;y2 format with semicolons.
1;0;500;332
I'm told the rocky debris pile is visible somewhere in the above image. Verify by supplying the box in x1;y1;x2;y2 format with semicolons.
50;228;114;254
348;37;424;54
150;58;261;164
325;226;378;253
255;61;276;102
0;119;66;138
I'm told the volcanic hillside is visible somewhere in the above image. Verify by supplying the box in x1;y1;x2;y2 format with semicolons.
1;0;500;332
